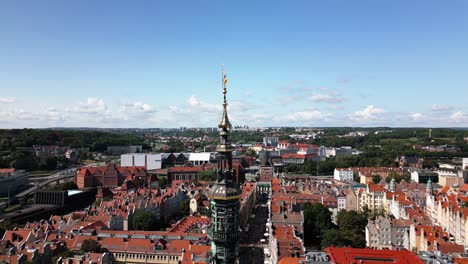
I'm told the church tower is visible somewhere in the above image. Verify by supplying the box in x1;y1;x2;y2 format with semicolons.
207;68;241;264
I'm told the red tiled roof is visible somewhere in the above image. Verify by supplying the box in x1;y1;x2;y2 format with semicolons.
324;247;424;264
278;257;305;264
368;184;385;193
2;229;31;243
440;185;450;193
282;153;316;159
169;166;204;173
438;242;465;254
126;238;153;252
167;239;190;253
291;143;318;149
460;184;468;193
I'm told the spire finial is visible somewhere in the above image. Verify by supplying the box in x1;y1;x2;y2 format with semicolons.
219;65;232;130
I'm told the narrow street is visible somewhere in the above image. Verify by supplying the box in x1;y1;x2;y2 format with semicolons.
239;196;269;263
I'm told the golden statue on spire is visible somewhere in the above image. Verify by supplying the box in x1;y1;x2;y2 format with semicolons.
219;66;232;130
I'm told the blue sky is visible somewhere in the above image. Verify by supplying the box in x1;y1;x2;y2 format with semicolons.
0;1;467;128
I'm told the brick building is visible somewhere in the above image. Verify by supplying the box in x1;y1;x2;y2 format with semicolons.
75;165;147;189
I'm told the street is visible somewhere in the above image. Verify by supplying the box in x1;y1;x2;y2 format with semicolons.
239;196;269;263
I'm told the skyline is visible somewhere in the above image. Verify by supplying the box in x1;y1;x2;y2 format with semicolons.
1;1;468;128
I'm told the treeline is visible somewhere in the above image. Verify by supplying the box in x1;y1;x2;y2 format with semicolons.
229;131;265;143
285;154;399;175
0;152;70;171
313;128;468;157
0;129;146;151
0;129;148;170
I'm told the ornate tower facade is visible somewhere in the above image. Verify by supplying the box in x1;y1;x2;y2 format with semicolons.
207;69;241;264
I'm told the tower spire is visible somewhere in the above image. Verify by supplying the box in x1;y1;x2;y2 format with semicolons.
219;65;232;131
208;67;241;264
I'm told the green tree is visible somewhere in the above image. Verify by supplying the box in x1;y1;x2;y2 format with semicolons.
321;210;367;249
177;199;190;217
372;174;382;184
158;176;168;188
80;239;102;253
0;222;16;238
302;203;334;246
353;172;360;182
132;210;156;231
336;210;367;232
61;181;78;190
198;170;216;181
321;229;366;248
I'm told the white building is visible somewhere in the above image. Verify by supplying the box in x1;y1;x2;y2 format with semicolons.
320;146;361;158
120;153;164;170
188;152;215;166
463;158;468;170
334;168;354;182
410;169;438;184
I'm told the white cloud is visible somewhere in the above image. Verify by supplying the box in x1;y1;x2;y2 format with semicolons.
66;97;107;114
309;92;343;104
0;108;67;125
410;113;424;121
188;95;200;107
280;110;333;122
0;97;16;104
349;105;385;121
450;111;468;123
230;101;254;112
431;104;452;112
187;95;220;113
121;101;156;113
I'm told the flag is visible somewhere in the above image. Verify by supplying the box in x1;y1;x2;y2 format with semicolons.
223;74;228;84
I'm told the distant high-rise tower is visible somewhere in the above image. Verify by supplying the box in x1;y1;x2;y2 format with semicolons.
207;68;241;264
429;128;432;138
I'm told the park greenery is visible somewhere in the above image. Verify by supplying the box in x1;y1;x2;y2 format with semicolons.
0;129;146;151
321;210;367;249
48;181;79;191
302;202;370;249
198;169;216;181
80;239;105;253
0;129;147;171
1;127;466;174
129;198;190;231
286;127;468;175
129;209;170;231
303;201;393;249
